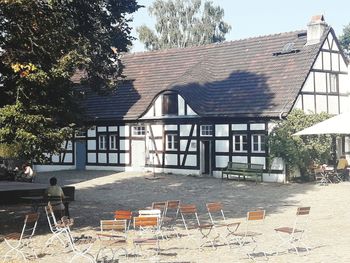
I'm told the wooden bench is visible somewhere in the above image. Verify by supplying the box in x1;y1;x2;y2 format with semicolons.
221;162;264;183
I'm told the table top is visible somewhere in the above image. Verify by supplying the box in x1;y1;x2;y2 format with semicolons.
21;196;72;202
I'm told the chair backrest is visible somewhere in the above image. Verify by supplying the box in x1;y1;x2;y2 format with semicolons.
165;200;180;220
114;210;132;220
100;219;127;238
179;204;200;230
245;210;265;233
134;216;159;233
45;205;58;233
21;212;39;240
206;202;226;225
138;209;161;218
293;207;311;233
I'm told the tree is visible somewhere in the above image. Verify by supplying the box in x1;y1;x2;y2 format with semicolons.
339;23;350;56
0;0;140;162
268;110;332;179
137;0;231;50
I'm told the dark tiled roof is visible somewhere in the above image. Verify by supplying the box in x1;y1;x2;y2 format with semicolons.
81;28;330;121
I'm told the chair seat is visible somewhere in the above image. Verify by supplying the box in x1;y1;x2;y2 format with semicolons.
234;231;262;237
133;238;158;244
5;232;21;240
98;239;127;246
97;232;125;238
274;227;303;234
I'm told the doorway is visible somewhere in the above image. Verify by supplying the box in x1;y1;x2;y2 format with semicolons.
131;139;146;171
75;140;86;170
201;141;212;175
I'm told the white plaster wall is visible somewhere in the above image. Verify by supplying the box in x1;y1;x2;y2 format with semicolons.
232;156;247;163
143;106;154;118
64;153;73;163
302;74;314;92
323;51;331;71
250;123;265;130
339;74;350;93
66;141;73;150
87;140;96;150
178;96;185;116
328;96;339;114
215;125;229;137
97;126;107;132
215;140;229;152
119;153;129;164
215;156;229;168
109;153;118;164
154;96;162;116
340;57;347;72
87;127;96;137
313;54;322;70
314;72;326;92
52;155;59;163
35;165;76;172
165;125;177;131
151;125;163;137
184;155;196;166
119;126;129;137
164;154;177;166
180;125;192;136
109;126;118;132
315;95;327;113
250;156;266;169
187;105;197;115
270;157;284;170
98;153;107;163
332;53;339;71
263;173;286;183
268;122;276;134
88;153;96;163
293;96;302;110
119;139;129;151
180;140;187;151
340;96;350;113
155;139;163;151
232;124;247;130
303;94;315;113
87;166;123;171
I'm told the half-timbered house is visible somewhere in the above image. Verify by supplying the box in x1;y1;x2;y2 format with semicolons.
37;15;350;182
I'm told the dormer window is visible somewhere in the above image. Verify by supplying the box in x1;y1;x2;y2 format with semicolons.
162;93;178;115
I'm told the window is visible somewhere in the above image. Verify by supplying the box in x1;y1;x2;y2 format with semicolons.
109;135;117;150
329;73;338;93
166;134;178;150
201;125;213;136
162;93;178;115
251;135;266;153
233;135;247;152
99;135;107;150
132;126;145;136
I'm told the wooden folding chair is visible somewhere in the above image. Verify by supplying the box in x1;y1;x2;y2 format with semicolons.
114;210;133;230
133;216;160;262
274;207;311;256
96;219;128;262
179;204;217;250
162;200;181;238
2;212;39;262
232;210;267;260
206;202;241;247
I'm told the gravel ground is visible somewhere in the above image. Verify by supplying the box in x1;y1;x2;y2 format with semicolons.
0;170;349;262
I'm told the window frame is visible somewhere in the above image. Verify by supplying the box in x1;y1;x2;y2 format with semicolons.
251;134;266;153
200;125;213;136
162;93;178;116
328;73;338;93
232;134;248;152
166;134;178;150
98;135;107;150
109;134;118;150
132;126;146;136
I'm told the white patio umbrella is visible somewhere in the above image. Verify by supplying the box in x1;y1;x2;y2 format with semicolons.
293;111;350;136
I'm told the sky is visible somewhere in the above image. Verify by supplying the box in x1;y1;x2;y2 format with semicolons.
130;0;350;52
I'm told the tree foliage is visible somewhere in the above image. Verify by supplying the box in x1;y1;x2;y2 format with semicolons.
137;0;231;50
0;0;140;162
339;23;350;56
268;110;332;177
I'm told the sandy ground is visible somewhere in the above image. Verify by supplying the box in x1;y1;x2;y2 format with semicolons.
0;170;350;262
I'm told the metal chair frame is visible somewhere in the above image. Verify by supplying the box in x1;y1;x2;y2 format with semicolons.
206;202;241;247
2;212;39;263
274;207;311;256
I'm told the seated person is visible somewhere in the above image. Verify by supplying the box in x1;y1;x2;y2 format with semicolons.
15;163;34;182
336;155;349;181
45;177;66;218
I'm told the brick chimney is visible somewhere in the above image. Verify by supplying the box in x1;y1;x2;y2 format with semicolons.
306;15;328;45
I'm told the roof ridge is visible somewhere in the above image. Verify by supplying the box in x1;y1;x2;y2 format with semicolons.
125;29;307;58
